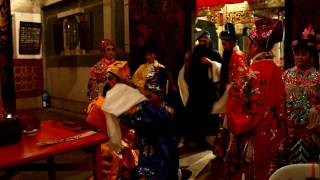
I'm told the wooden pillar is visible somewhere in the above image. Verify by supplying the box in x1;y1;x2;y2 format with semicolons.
184;0;196;52
0;0;16;114
284;0;293;70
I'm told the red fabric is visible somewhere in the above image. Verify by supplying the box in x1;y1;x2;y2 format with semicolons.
249;18;283;51
86;96;107;133
197;0;255;9
226;60;287;179
227;60;286;135
228;50;247;84
14;59;43;98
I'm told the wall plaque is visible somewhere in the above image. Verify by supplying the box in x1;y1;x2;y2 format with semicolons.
19;22;41;54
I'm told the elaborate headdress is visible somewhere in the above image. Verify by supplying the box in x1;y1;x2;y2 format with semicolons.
196;30;211;40
99;38;115;52
292;25;319;50
292;25;319;69
106;61;130;80
249;18;283;51
219;23;237;40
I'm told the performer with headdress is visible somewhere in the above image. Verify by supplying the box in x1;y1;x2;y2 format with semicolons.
283;25;320;164
87;39;120;101
177;30;222;149
184;42;222;149
225;18;287;179
212;22;248;165
219;23;247;91
86;61;137;180
132;44;166;91
196;30;222;64
102;64;179;180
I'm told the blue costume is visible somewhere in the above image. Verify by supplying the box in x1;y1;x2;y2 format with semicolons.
102;66;178;180
120;101;178;180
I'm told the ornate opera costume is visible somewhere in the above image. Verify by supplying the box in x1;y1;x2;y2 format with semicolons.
87;39;116;101
220;23;247;89
212;23;248;162
213;23;247;114
225;19;287;180
86;61;137;180
283;25;320;164
132;45;166;90
102;66;178;180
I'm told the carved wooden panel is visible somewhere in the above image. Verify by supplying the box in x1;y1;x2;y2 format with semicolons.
129;0;190;78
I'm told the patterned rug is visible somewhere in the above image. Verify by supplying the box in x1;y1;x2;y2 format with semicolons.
14;59;43;98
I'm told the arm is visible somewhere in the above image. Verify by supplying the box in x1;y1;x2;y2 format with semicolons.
229;53;247;85
132;64;146;89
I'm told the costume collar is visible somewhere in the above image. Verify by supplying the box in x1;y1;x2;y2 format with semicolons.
233;45;240;52
250;51;274;64
295;66;315;73
102;58;115;65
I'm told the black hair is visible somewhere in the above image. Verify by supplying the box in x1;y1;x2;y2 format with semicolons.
219;23;237;41
190;44;210;61
293;37;319;69
220;49;233;86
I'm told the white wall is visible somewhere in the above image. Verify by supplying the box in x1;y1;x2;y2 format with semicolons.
11;0;44;110
11;0;43;13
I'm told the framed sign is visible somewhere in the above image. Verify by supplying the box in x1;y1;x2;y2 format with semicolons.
19;22;41;54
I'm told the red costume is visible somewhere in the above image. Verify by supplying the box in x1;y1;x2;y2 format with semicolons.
87;39;116;100
228;46;247;85
86;62;137;180
283;25;320;164
225;18;287;179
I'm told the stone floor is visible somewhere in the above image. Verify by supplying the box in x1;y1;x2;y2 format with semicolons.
0;108;224;180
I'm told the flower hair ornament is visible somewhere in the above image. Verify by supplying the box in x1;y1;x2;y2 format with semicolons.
302;25;315;39
292;25;319;47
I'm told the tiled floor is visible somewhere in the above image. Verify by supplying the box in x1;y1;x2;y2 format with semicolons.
0;108;222;180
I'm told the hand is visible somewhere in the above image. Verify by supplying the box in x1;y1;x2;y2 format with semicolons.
307;106;319;129
200;57;212;65
184;51;191;63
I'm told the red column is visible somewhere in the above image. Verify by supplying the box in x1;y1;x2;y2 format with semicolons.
0;0;16;114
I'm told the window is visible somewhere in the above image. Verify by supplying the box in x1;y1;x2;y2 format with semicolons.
53;13;91;55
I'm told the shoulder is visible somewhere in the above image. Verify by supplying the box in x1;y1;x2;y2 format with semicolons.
91;60;108;73
232;50;246;59
211;50;220;56
135;64;147;72
155;60;165;68
230;51;247;67
208;50;222;61
282;67;294;79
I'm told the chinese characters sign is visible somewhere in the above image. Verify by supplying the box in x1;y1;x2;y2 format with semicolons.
19;22;41;54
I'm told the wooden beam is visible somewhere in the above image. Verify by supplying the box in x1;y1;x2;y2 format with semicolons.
0;0;16;114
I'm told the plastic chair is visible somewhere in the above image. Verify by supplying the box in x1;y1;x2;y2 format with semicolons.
269;163;320;180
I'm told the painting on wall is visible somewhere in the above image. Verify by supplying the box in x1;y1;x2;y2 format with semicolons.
19;21;41;54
